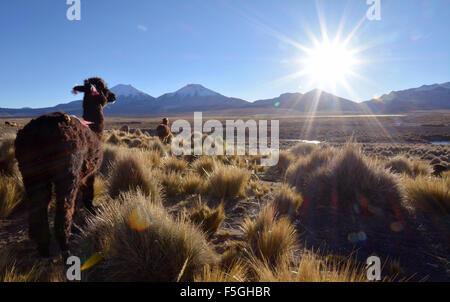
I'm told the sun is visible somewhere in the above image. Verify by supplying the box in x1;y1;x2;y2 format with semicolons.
303;40;358;87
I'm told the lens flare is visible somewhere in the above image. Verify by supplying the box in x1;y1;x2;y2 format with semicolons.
390;221;404;232
130;205;153;231
81;252;103;271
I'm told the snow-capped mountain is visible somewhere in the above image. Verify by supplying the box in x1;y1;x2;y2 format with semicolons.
156;84;248;112
111;84;155;103
165;84;221;98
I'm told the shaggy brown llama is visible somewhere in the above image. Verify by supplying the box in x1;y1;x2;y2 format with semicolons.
14;77;116;258
156;118;171;144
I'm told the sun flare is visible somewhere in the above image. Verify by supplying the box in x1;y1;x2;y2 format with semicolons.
303;41;358;87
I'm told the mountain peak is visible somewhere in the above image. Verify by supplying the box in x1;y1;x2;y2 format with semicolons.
110;84;150;97
173;84;220;97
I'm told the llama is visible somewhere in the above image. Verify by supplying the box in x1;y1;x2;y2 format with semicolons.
14;77;116;258
156;118;171;144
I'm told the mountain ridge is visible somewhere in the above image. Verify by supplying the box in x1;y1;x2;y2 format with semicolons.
1;82;449;117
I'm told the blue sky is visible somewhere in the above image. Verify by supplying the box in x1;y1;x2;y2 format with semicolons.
0;0;449;108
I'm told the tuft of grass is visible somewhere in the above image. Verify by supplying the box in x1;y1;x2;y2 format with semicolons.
250;249;367;282
191;156;220;176
443;170;450;179
241;205;298;266
142;150;161;169
385;156;431;178
194;261;247;282
249;180;270;198
146;138;167;156
0;245;64;282
272;184;303;216
106;133;121;145
206;165;250;200
107;152;161;201
289;142;318;156
0;175;24;219
75;191;218;281
296;144;404;212
190;202;225;236
160;171;183;198
100;144;124;176
0;135;19;177
285;148;332;189
182;173;205;195
164;156;188;173
93;176;106;201
403;176;450;216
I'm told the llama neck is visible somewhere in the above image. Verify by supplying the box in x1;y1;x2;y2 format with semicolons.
83;101;105;137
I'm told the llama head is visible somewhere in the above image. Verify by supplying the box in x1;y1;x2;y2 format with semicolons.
73;77;116;107
162;118;169;125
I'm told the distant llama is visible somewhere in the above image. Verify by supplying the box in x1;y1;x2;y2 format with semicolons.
14;77;116;258
156;118;171;144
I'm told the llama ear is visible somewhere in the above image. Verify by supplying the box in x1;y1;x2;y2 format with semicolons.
90;85;100;96
73;85;86;94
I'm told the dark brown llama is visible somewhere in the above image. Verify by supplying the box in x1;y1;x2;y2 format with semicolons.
14;77;116;258
156;118;171;144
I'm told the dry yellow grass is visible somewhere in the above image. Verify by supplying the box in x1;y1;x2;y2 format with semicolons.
0;135;19;177
207;165;250;200
189;201;225;235
241;205;298;266
403;175;450;216
385;156;432;178
250;249;367;282
107;151;161;200
0;245;64;282
289;142;318;156
75;190;218;281
160;171;183;198
0;174;24;219
182;172;205;195
191;156;220;176
164;156;188;173
194;261;248;282
273;184;303;216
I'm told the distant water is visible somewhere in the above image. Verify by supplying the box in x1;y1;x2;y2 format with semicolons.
280;139;321;144
431;141;450;145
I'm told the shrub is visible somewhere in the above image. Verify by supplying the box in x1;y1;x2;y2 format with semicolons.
75;191;218;281
0;175;24;219
107;152;161;201
191;156;220;176
273;184;303;216
164;156;188;173
403;176;450;216
207;165;250;200
241;205;298;266
190;202;225;235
